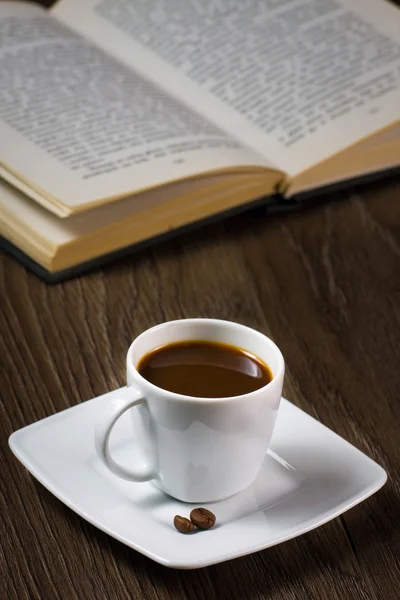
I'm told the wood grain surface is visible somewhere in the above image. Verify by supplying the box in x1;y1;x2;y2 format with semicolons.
2;175;400;599
1;2;400;599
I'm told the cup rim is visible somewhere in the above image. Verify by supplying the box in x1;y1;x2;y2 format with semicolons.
127;318;285;403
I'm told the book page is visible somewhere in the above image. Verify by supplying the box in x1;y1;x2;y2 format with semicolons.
0;3;269;215
0;174;256;248
54;0;400;176
0;173;269;270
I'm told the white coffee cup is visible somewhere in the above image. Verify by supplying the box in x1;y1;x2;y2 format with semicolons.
95;319;284;503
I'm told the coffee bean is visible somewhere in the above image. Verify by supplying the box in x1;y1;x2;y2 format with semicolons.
190;508;216;530
174;515;195;533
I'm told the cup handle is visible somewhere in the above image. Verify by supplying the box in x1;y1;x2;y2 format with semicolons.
95;387;157;482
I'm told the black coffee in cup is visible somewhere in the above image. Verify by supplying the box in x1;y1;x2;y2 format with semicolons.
137;340;272;398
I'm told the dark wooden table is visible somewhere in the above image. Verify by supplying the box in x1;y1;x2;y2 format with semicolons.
2;174;399;599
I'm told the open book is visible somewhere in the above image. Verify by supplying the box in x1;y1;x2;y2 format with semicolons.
1;0;399;279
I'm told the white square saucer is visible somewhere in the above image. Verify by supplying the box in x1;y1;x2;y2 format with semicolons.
9;388;386;569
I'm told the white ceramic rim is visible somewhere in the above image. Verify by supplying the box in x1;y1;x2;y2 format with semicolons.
127;319;285;403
